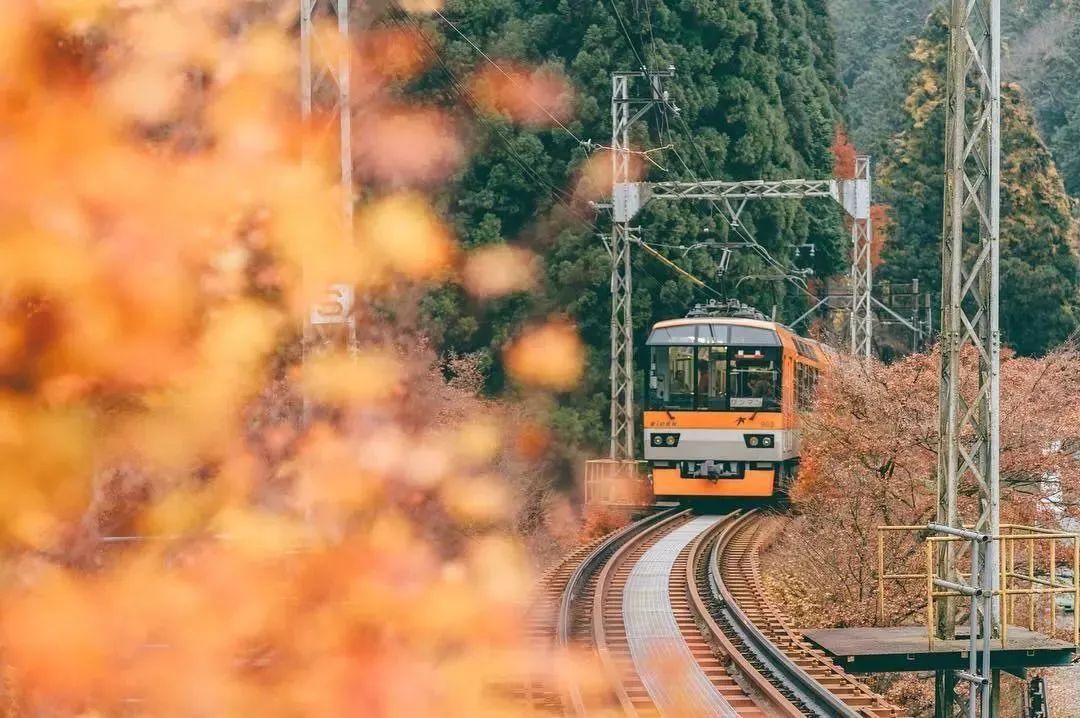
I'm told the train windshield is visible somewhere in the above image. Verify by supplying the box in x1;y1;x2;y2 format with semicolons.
648;345;781;412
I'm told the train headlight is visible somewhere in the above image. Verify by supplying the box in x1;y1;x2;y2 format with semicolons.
744;434;774;448
748;435;760;447
665;434;677;446
762;436;774;448
652;434;664;446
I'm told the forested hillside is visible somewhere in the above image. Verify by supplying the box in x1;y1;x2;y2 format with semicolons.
413;0;849;448
831;0;1080;196
872;10;1078;356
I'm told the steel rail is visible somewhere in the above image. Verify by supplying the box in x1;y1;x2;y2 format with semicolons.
555;505;683;716
521;521;640;713
590;508;694;716
685;512;805;717
711;510;864;718
713;511;905;718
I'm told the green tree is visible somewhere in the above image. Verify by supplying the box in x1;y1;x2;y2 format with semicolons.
830;0;1080;197
877;10;1079;356
1034;10;1080;194
407;0;849;449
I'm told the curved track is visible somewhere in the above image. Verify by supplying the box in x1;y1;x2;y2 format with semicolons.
713;511;905;718
528;506;906;717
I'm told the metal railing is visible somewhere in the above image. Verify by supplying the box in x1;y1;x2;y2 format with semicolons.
876;524;1080;649
583;459;650;506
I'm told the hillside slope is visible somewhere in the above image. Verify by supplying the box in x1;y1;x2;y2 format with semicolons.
831;0;1080;195
875;10;1078;355
416;0;849;448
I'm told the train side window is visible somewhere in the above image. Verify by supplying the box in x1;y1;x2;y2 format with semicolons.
795;362;819;411
728;347;781;411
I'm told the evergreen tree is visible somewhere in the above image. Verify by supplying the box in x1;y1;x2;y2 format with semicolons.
831;0;1080;197
409;0;849;448
1034;10;1080;194
877;10;1079;356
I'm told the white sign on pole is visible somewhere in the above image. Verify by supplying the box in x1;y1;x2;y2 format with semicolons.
310;283;354;325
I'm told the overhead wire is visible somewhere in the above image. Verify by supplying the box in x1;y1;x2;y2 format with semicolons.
636;239;725;299
388;5;582;210
402;2;727;300
431;8;587;146
640;0;660;68
604;0;647;69
591;0;732;299
663;110;821;302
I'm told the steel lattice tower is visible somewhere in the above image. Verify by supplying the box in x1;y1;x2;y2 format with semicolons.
300;0;353;232
849;156;873;358
609;70;669;460
609;72;635;461
936;0;1002;643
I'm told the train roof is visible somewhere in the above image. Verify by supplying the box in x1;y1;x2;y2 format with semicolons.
652;317;782;331
649;316;831;361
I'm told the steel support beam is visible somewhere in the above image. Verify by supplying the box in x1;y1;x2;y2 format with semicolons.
610;71;669;459
643;172;874;359
645;178;839;202
936;0;1002;714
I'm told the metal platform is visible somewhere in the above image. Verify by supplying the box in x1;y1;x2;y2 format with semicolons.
622;515;740;717
802;626;1077;674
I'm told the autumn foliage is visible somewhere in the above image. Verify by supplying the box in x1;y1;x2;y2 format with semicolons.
764;347;1080;710
0;1;588;715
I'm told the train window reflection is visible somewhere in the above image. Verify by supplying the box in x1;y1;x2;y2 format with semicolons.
649;345;734;411
728;347;781;411
650;346;695;410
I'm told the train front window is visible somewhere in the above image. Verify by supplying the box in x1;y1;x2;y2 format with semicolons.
728;347;781;411
695;347;728;409
648;345;730;411
650;346;695;409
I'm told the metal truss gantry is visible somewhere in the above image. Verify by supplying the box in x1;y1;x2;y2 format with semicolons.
634;168;874;362
300;0;356;344
935;0;1002;713
607;68;874;456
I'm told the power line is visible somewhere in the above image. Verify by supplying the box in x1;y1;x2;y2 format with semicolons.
663;109;822;303
431;9;586;145
604;0;647;69
636;239;725;298
640;0;660;67
388;6;582;210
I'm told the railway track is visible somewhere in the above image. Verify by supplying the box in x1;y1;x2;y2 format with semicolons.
709;511;905;717
528;506;906;717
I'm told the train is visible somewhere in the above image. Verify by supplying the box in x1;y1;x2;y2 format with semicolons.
643;305;830;499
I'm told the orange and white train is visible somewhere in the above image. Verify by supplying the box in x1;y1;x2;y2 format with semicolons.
643;314;830;499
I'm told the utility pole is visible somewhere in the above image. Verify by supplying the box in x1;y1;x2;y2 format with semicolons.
609;69;671;460
300;1;357;360
935;0;1002;713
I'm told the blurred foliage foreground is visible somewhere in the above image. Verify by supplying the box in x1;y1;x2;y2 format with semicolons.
0;1;596;714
